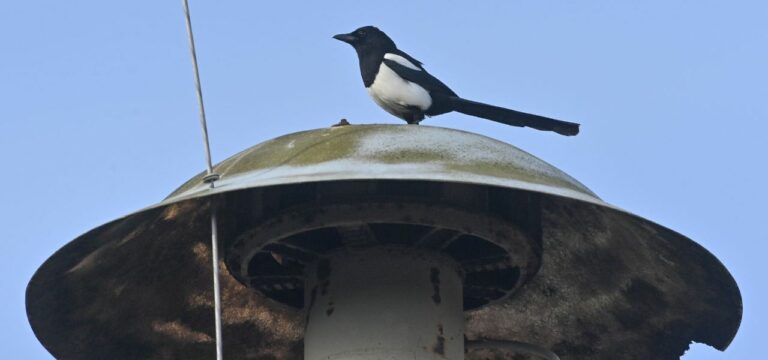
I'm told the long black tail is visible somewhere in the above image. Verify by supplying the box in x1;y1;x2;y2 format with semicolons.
448;96;580;136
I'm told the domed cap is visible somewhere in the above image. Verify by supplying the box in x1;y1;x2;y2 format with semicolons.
165;125;599;205
27;125;741;359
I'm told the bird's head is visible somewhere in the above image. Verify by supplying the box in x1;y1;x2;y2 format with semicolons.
333;26;396;54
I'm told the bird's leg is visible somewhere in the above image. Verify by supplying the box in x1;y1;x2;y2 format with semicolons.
406;112;424;125
331;118;350;127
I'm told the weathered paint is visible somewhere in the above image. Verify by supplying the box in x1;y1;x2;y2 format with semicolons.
165;125;599;207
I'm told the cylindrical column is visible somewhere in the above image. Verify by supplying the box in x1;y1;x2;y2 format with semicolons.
304;246;464;360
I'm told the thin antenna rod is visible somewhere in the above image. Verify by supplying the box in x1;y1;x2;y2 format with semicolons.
182;0;215;175
209;209;223;360
181;1;223;359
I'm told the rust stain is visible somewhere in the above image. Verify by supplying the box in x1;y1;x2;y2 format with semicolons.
430;267;441;304
115;225;146;247
305;286;319;328
161;200;199;221
191;242;209;263
161;204;182;220
318;259;332;295
66;247;106;274
308;286;318;311
68;224;148;273
320;280;330;296
152;320;212;343
185;254;303;340
433;324;445;356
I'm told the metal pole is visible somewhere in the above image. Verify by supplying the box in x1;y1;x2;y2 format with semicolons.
210;210;223;360
303;247;464;360
180;1;222;359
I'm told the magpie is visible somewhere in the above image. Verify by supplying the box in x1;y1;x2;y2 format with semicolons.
333;26;580;136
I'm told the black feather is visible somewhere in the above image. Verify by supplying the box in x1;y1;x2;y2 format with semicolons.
448;97;580;136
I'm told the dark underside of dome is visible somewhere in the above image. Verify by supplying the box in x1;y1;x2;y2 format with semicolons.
27;180;741;360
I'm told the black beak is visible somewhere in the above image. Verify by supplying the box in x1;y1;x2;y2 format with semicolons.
333;33;357;44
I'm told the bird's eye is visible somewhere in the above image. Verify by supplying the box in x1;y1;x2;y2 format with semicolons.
357;30;366;37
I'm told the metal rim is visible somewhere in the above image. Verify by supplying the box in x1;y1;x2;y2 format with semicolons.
226;201;542;311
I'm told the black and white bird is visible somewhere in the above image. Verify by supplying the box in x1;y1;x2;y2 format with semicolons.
333;26;580;136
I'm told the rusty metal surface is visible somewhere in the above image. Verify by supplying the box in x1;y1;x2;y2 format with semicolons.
466;196;740;359
26;125;741;359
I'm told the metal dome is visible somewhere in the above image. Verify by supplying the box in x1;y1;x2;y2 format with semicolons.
27;124;741;359
165;125;599;206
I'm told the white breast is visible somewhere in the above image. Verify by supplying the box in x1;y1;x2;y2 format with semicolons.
366;54;432;116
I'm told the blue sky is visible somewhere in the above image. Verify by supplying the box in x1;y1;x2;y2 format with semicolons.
1;1;765;358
